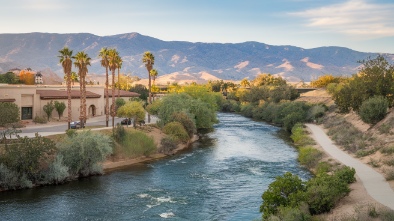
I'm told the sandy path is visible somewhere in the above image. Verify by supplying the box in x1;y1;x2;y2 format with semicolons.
306;124;394;210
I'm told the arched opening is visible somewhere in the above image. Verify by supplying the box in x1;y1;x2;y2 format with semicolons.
88;105;96;117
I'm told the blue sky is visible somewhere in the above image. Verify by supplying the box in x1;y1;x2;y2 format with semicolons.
1;0;394;53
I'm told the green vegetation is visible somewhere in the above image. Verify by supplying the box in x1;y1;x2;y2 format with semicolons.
358;96;389;124
43;101;55;121
117;101;146;128
0;102;20;127
163;122;190;143
310;74;346;88
54;101;66;120
114;128;156;157
33;115;47;124
0;72;19;84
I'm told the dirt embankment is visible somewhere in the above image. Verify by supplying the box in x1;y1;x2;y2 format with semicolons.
298;89;394;219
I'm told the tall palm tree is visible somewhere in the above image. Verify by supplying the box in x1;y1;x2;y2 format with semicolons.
58;47;73;129
150;69;158;85
99;47;110;127
116;56;123;98
73;51;91;129
108;48;120;128
142;51;155;104
70;71;79;86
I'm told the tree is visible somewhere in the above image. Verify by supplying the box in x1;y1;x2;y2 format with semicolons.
19;69;35;85
43;101;55;121
240;78;250;88
108;48;120;128
58;47;73;129
0;102;20;127
130;84;149;102
117;101;146;128
150;69;158;85
54;101;66;120
142;51;155;104
116;55;123;98
73;51;91;128
99;47;110;127
252;73;287;87
0;72;19;84
115;98;126;109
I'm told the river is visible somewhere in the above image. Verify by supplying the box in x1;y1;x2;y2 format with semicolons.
0;113;310;221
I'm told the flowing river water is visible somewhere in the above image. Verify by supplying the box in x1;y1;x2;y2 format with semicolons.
0;113;310;221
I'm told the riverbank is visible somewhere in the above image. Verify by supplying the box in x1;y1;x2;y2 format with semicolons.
102;127;199;171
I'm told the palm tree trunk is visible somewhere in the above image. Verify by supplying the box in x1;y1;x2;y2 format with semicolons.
105;67;109;127
112;69;116;128
67;71;71;129
117;67;120;98
82;74;87;127
79;73;84;128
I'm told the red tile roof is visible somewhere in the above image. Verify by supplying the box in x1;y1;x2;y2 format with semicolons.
105;89;140;98
36;90;101;100
0;99;16;102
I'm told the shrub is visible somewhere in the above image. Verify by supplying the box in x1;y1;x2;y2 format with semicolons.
65;129;77;137
33;115;48;124
54;101;66;120
378;123;391;134
160;136;178;155
298;146;323;169
315;162;332;174
271;203;311;221
58;131;112;177
169;112;196;138
43;154;69;185
0;102;20;127
334;166;356;184
260;172;306;219
120;130;156;157
381;146;394;155
240;103;254;117
1;134;57;182
308;104;326;121
305;173;350;215
221;99;241;112
163;122;190;143
358;96;389;124
385;168;394;181
310;75;344;88
113;123;126;143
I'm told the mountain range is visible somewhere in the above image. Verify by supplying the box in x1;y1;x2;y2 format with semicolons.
0;32;392;83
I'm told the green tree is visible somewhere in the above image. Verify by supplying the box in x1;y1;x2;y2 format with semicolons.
260;172;306;219
115;98;126;109
163;122;190;143
0;72;19;84
99;47;110;127
73;51;91;128
130;84;149;102
58;47;73;129
150;69;158;85
0;102;20;127
54;101;66;120
117;101;146;128
252;73;287;87
240;78;250;88
142;51;155;104
43;101;55;121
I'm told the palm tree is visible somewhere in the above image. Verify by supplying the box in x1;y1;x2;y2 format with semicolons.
70;71;79;85
99;47;110;127
58;47;73;130
150;69;158;85
116;55;123;98
108;48;120;128
142;51;155;104
73;51;91;129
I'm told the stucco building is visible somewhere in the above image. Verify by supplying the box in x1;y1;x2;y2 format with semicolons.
0;84;139;121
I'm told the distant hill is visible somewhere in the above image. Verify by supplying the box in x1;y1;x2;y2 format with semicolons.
0;32;392;83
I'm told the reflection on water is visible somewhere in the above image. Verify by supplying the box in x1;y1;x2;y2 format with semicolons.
0;113;309;221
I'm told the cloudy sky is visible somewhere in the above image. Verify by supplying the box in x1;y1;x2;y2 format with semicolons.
1;0;393;53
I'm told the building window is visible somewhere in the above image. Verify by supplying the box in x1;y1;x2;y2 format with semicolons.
21;107;33;120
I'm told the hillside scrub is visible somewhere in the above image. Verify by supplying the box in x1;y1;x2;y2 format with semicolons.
358;96;389;124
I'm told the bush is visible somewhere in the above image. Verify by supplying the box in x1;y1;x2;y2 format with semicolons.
43;101;55;121
33;115;48;124
169;112;196;138
113;123;126;143
160;136;178;155
240;103;254;117
269;203;311;221
308;104;326;121
221;99;241;112
1;134;57;183
65;129;77;137
58;131;112;177
120;130;156;157
260;172;306;219
0;102;20;127
358;96;389;124
334;166;356;184
43;154;69;185
381;146;394;155
298;146;323;169
163;122;190;143
315;162;332;174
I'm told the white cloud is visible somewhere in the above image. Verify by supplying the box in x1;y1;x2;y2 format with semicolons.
290;0;394;38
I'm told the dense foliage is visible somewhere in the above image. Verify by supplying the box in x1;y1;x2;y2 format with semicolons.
358;96;389;124
117;101;146;128
54;101;66;119
162;122;190;143
43;101;55;121
0;102;20;127
0;72;19;84
310;74;346;88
